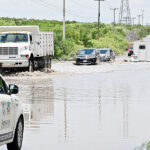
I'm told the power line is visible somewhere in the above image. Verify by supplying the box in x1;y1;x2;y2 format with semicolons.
31;0;95;21
104;1;113;8
31;0;61;14
69;0;82;6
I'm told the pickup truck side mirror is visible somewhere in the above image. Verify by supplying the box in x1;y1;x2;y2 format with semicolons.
9;84;19;94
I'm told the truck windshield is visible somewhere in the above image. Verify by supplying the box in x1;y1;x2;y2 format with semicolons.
0;33;28;43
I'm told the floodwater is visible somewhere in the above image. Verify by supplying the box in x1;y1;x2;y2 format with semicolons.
1;67;150;150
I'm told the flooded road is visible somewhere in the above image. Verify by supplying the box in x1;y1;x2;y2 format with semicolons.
1;63;150;150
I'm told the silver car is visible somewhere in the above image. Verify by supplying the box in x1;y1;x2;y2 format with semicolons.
76;49;100;65
97;48;115;61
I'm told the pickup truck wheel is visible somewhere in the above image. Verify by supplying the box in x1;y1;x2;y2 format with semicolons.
7;118;24;150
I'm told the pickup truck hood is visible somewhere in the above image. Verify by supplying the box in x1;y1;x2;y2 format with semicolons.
77;54;96;59
100;54;106;57
0;43;29;48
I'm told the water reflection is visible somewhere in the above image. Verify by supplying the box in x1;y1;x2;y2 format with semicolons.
15;79;55;129
4;70;150;150
123;86;129;139
98;88;102;127
64;88;67;140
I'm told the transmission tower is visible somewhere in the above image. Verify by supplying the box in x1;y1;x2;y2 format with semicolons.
119;0;132;25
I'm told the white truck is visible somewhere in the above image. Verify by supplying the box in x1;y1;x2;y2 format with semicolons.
0;75;24;150
131;39;150;62
0;26;54;71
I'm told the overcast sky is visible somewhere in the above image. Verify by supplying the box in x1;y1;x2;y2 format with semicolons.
0;0;149;24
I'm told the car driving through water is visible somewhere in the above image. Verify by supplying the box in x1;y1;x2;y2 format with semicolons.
0;75;24;150
76;49;100;65
97;48;115;62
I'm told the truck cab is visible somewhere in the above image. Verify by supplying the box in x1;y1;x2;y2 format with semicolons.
0;26;54;72
0;75;24;150
0;31;33;69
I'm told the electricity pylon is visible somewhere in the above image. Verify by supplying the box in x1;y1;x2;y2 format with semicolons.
119;0;132;25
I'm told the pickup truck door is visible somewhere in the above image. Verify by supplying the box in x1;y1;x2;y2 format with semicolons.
0;77;14;143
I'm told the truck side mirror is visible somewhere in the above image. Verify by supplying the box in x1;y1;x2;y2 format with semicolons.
9;84;19;94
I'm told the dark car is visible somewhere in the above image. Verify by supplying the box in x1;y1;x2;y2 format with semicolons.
97;48;115;61
76;49;100;65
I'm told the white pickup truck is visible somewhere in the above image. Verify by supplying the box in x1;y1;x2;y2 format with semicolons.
0;26;54;71
0;75;24;150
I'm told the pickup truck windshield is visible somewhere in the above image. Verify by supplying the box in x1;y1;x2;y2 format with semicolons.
99;50;108;54
0;33;28;43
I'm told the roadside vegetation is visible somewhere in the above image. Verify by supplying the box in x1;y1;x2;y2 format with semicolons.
0;17;149;59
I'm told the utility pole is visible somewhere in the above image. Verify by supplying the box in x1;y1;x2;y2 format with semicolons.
63;0;65;40
95;0;105;40
131;17;136;26
110;8;118;35
141;10;144;26
137;15;142;25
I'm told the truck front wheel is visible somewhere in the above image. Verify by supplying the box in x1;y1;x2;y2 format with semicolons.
28;57;34;72
7;118;24;150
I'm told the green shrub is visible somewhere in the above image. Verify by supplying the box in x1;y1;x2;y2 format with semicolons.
0;17;149;59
